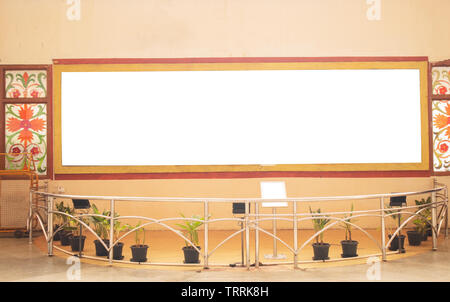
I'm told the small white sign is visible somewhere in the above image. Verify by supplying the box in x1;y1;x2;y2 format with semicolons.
260;181;288;208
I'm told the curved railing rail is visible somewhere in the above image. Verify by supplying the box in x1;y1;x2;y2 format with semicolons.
28;180;449;269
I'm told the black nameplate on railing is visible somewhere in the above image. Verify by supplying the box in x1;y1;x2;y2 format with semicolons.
232;203;250;214
72;199;91;209
389;196;406;207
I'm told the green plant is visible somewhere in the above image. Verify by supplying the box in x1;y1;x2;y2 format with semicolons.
90;204;127;240
54;201;66;226
309;207;330;244
54;201;72;227
413;217;428;235
411;197;432;235
68;213;91;237
56;204;76;233
415;196;432;208
125;222;146;246
89;204;109;239
340;203;357;241
415;197;432;218
176;214;205;247
111;220;127;242
385;204;406;236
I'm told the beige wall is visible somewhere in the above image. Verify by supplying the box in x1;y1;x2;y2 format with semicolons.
1;0;449;230
1;0;450;63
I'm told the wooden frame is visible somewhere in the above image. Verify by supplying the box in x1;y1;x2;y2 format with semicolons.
53;57;430;179
0;65;53;180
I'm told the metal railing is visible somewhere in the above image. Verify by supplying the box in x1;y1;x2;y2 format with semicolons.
28;179;448;269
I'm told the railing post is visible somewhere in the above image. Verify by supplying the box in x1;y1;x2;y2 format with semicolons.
28;190;33;244
272;208;277;256
431;191;438;251
255;201;259;269
245;201;250;269
203;201;209;269
109;199;115;265
380;197;387;261
293;201;298;269
47;196;54;256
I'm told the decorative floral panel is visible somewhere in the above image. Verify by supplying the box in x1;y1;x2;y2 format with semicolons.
432;100;450;172
4;70;47;98
432;67;450;95
5;104;47;175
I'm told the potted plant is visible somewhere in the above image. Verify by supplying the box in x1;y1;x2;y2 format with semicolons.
126;222;148;263
309;207;331;261
105;214;126;260
386;205;406;252
90;204;110;256
176;214;205;264
59;205;75;246
90;204;126;259
340;203;358;258
70;215;88;252
414;197;432;240
53;201;67;241
406;218;424;246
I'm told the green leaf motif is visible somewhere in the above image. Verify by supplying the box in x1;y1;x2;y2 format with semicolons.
37;72;47;96
5;104;21;119
5;73;14;94
31;104;46;119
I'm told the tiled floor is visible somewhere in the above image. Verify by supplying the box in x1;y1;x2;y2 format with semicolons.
0;233;449;282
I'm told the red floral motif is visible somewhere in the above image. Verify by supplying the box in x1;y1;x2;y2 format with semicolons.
30;90;39;98
6;104;46;144
11;147;21;155
8;145;25;162
12;89;21;98
438;86;448;95
30;146;40;156
23;72;29;84
439;143;449;153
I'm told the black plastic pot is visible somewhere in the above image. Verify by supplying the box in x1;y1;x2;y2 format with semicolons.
388;234;406;252
182;246;201;264
341;240;358;258
113;242;124;260
406;231;422;246
94;239;109;256
426;229;433;237
60;231;72;246
53;225;61;241
70;235;86;252
94;240;124;259
130;245;148;262
312;243;330;261
422;232;428;241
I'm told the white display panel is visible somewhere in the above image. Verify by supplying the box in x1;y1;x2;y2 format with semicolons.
260;181;288;208
60;69;422;166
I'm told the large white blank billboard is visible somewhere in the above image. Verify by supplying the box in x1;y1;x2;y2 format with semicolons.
60;68;422;167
